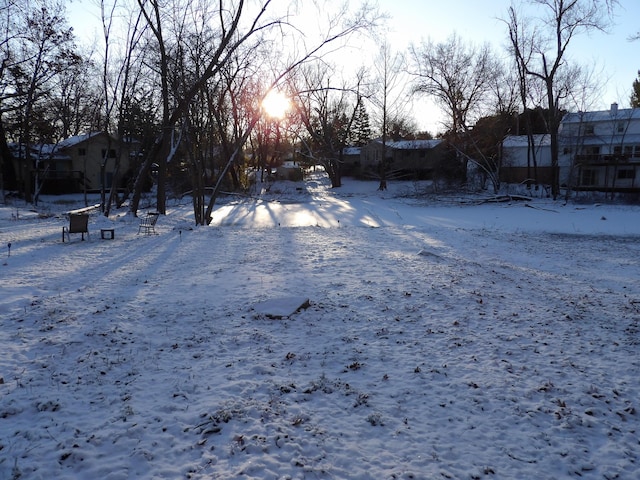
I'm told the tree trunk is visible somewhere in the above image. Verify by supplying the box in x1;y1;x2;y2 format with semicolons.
547;80;560;200
0;119;17;195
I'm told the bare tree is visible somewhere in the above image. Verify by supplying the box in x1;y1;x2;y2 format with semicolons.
288;63;367;188
408;34;503;192
409;34;500;134
199;3;380;224
0;0;80;203
131;0;176;215
369;41;407;190
221;45;275;190
127;0;379;220
179;27;258;225
505;7;544;190
505;0;618;199
98;0;149;216
52;55;101;139
0;0;18;197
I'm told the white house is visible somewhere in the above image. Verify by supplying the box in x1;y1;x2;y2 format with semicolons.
500;105;640;192
500;134;559;185
559;104;640;192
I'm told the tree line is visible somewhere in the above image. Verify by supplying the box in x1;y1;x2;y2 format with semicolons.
0;0;627;222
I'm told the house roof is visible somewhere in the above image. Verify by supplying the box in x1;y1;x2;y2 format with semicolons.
562;107;640;124
372;138;443;150
342;147;362;156
8;143;71;161
57;132;105;149
9;131;123;162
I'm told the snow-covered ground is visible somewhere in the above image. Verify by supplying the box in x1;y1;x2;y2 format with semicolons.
1;174;639;479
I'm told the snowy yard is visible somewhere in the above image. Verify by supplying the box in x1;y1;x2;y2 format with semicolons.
1;175;639;479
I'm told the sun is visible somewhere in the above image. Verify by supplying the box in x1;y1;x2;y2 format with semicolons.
262;90;290;119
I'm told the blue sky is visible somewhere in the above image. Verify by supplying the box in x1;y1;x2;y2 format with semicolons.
377;0;639;130
67;0;639;133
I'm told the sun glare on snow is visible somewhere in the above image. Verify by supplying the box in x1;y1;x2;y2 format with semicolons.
262;90;290;119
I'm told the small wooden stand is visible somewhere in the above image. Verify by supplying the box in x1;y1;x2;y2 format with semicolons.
100;228;115;240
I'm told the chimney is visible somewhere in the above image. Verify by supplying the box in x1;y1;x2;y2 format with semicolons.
611;102;618;116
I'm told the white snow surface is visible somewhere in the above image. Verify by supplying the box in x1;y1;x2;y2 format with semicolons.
1;173;639;479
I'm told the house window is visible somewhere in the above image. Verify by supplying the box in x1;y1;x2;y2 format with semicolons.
617;169;635;180
581;169;597;186
582;146;600;159
101;149;116;159
612;146;630;161
584;124;595;135
78;148;86;156
634;146;640;158
617;122;625;133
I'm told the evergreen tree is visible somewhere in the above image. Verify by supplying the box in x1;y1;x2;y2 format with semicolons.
349;100;372;146
631;71;640;108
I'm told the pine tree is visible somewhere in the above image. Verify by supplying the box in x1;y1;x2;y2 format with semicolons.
350;101;372;146
631;71;640;108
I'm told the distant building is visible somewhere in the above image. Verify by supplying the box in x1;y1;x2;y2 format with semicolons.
358;138;450;180
560;104;640;192
9;132;140;194
275;161;303;181
341;146;362;176
500;134;558;185
500;105;640;192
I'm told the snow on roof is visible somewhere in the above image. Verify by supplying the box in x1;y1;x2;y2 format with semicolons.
391;139;442;150
57;131;105;149
279;161;301;169
342;147;362;155
8;142;71;161
373;138;443;150
9;132;110;155
562;107;640;124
